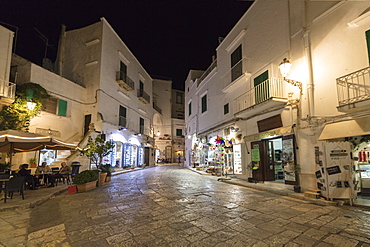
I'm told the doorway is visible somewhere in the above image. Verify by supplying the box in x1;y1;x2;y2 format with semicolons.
251;135;297;184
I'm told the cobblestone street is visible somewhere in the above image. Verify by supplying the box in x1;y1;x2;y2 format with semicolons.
1;165;370;246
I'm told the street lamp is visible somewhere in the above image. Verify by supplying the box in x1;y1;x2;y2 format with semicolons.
278;58;302;93
156;131;160;136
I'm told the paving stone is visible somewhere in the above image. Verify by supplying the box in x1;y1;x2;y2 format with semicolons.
323;234;359;247
3;165;370;246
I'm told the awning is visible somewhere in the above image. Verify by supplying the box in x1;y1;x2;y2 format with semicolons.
244;125;293;142
319;116;370;140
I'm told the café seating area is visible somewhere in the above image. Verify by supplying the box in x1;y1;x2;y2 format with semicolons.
0;163;80;203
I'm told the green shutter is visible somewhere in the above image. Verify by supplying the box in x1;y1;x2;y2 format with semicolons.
366;30;370;65
58;99;67;116
254;71;269;104
201;95;207;113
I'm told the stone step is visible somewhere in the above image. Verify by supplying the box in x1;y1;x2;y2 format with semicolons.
304;191;321;199
306;188;321;193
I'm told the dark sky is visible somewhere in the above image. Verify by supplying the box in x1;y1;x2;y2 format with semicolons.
0;0;253;90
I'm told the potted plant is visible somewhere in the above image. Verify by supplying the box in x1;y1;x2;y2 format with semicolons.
73;170;99;192
100;164;112;182
131;164;136;169
80;135;114;186
0;162;11;172
29;157;37;168
246;162;259;183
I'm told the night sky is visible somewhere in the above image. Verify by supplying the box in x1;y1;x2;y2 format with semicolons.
0;0;253;90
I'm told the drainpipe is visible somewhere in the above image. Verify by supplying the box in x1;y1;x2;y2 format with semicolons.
303;1;315;119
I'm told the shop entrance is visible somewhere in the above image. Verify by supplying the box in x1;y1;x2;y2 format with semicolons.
251;135;297;184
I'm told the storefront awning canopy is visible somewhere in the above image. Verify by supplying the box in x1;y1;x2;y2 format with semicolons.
319;116;370;140
244;125;293;142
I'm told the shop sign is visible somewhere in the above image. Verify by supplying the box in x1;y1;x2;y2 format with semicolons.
251;148;260;161
257;114;282;132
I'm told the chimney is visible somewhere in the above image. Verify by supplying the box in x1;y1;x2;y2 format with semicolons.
55;24;66;76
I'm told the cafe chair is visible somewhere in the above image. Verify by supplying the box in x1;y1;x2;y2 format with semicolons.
2;176;25;203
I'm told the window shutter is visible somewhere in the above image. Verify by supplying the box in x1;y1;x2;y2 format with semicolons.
201;94;207;113
366;29;370;65
58;99;67;116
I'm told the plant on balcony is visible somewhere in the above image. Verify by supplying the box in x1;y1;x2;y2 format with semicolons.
0;83;49;131
79;135;115;171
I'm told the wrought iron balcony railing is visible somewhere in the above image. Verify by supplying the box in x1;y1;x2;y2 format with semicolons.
336;66;370;106
235;77;289;112
197;59;217;86
137;89;150;104
0;79;16;100
116;71;135;91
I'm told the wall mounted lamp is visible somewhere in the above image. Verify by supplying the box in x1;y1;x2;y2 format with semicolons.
278;58;302;93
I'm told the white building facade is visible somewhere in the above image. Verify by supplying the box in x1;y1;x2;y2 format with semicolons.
153;78;185;163
59;18;156;169
185;0;370;205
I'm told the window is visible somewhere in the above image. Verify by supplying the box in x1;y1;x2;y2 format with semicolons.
176;129;182;136
119;105;127;127
224;103;229;115
139;80;144;90
139;117;144;134
254;70;269;104
188;102;192;116
231;44;242;81
42;97;67;116
201;94;207;113
176;92;183;104
119;61;127;80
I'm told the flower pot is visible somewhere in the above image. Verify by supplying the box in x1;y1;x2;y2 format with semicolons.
105;176;111;182
30;163;37;168
99;173;107;186
77;180;97;192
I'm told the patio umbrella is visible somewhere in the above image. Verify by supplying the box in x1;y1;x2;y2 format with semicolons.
0;130;77;163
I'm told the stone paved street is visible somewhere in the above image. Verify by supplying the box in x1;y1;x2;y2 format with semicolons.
1;165;370;246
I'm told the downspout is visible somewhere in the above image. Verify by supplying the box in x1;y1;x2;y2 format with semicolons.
303;1;315;119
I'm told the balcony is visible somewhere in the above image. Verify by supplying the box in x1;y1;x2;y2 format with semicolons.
116;71;135;91
0;79;16;105
336;67;370;112
153;102;162;114
197;59;217;87
222;57;251;93
137;89;150;104
235;78;292;118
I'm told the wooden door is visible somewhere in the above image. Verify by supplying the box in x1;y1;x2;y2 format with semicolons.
251;141;264;181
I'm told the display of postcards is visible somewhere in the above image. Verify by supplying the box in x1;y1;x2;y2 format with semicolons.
317;182;324;190
336;181;342;188
319;160;323;166
343;181;350;188
315;170;322;179
327;165;341;175
322;167;325;173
